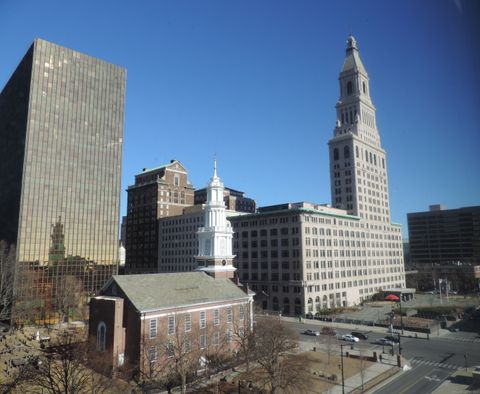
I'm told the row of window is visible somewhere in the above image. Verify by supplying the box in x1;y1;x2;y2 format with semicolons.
149;305;244;339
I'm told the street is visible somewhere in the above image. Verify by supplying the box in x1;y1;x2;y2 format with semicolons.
282;319;480;393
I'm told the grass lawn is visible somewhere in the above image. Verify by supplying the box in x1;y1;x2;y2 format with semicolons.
223;351;373;394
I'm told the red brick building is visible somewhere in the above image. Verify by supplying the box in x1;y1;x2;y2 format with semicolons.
88;272;253;378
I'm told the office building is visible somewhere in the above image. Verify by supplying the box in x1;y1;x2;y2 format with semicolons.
194;186;256;213
158;165;248;273
125;160;194;274
0;38;125;322
229;36;405;315
408;205;480;292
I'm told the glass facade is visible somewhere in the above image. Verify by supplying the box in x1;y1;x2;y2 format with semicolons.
0;39;125;323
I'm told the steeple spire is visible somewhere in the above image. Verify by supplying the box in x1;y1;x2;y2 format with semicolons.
196;161;236;279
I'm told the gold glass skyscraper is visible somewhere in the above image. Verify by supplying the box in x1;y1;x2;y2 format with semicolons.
0;38;125;322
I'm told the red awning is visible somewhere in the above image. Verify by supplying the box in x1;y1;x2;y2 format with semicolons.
385;294;400;301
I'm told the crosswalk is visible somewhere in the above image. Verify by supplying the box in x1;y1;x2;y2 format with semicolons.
410;357;460;370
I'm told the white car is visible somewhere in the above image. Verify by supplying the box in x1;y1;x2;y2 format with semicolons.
304;329;320;336
342;334;359;343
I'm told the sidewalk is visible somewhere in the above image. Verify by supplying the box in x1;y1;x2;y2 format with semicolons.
328;361;398;394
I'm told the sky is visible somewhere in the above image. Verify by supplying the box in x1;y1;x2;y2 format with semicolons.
1;0;479;238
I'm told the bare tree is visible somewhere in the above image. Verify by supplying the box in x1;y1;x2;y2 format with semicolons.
137;314;208;394
358;348;367;392
55;275;83;325
253;317;303;394
20;330;112;394
322;332;336;364
0;241;15;321
231;309;255;372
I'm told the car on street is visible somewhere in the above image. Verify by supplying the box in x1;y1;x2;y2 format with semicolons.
342;334;359;342
377;338;394;346
351;331;368;340
303;329;320;336
384;335;400;343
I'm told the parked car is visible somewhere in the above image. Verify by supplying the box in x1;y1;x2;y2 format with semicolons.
303;329;320;336
321;327;337;336
342;334;359;343
351;331;368;340
378;338;394;346
384;335;400;343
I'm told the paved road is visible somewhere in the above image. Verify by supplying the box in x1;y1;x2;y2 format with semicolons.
282;319;480;393
374;364;451;394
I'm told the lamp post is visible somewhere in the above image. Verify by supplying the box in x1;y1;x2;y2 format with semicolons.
397;332;402;356
399;297;404;334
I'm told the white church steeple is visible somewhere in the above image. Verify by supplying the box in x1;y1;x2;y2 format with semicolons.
196;160;236;279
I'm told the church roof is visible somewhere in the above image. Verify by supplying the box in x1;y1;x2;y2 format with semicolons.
106;272;249;313
341;35;367;75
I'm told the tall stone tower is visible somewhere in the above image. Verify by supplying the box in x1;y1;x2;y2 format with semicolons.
196;161;236;279
329;35;391;226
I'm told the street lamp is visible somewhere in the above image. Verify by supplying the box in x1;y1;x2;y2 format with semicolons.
399;297;404;334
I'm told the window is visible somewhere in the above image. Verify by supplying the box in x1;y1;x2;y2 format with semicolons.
184;313;191;332
213;331;220;346
362;81;366;94
347;81;353;95
333;148;339;161
239;305;244;321
344;146;350;159
226;307;232;323
96;321;106;352
200;311;206;329
168;315;175;335
226;329;233;343
166;342;174;358
214;309;220;326
200;334;206;349
150;319;157;339
148;346;157;362
174;175;179;186
183;337;191;353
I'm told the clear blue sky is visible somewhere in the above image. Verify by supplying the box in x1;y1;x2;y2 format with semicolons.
1;0;479;238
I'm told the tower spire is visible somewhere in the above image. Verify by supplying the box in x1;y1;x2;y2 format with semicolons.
196;161;236;279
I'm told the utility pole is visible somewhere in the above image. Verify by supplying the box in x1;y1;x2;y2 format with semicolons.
340;344;345;394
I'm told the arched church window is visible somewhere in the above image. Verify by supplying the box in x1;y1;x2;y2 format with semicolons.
344;146;350;159
333;148;339;161
97;321;106;352
347;81;352;95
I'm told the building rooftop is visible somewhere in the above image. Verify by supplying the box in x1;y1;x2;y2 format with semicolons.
105;272;249;313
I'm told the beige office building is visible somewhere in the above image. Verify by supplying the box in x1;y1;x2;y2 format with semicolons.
229;36;405;316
